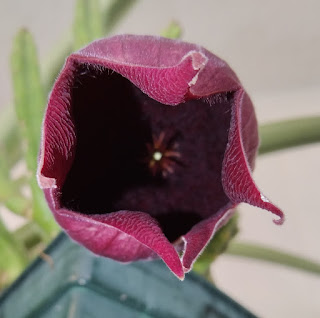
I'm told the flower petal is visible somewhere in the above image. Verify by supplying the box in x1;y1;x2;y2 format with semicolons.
37;35;285;278
75;34;208;105
44;188;184;279
222;90;285;224
181;203;235;272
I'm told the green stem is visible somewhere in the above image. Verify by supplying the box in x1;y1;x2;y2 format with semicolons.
259;116;320;155
226;241;320;276
0;218;29;267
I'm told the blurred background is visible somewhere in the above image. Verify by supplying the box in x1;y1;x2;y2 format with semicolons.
0;0;319;317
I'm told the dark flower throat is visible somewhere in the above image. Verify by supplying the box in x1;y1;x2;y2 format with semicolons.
61;64;232;241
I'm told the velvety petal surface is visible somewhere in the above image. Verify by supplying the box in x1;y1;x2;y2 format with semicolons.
38;35;284;279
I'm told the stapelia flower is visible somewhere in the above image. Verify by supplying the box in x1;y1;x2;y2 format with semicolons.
37;35;284;280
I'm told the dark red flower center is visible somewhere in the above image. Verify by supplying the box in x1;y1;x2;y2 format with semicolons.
144;131;182;177
60;63;233;242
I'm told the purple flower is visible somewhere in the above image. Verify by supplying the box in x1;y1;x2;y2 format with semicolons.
37;35;284;279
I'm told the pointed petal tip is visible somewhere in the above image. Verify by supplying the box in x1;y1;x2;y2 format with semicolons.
273;218;284;225
249;192;285;226
164;259;185;281
261;197;285;226
187;50;208;71
273;212;285;225
264;200;285;226
183;265;192;274
160;259;185;280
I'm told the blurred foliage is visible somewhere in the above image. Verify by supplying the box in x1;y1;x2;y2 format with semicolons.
161;21;183;39
73;0;104;50
11;29;58;237
0;219;28;288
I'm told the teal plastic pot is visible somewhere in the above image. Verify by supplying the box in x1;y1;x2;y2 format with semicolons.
0;233;256;318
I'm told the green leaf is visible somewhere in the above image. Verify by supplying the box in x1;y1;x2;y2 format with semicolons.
11;29;45;173
73;0;104;50
30;179;59;238
0;218;28;289
161;21;183;39
4;195;31;217
0;157;29;217
0;106;25;212
0;106;23;164
0;162;16;203
10;29;58;237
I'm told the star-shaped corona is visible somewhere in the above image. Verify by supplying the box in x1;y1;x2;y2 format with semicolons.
146;132;181;178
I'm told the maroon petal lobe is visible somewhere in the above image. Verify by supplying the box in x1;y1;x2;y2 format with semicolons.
181;203;236;272
221;90;285;225
75;36;208;105
38;35;284;279
45;189;184;279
